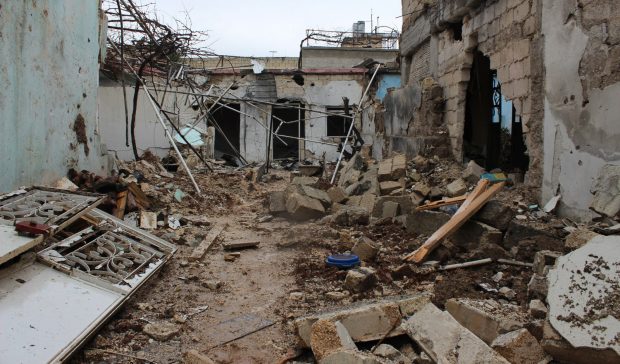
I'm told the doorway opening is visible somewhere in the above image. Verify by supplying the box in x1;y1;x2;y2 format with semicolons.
271;105;305;160
464;51;529;173
211;103;240;157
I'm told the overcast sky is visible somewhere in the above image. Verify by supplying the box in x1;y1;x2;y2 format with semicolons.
151;0;402;57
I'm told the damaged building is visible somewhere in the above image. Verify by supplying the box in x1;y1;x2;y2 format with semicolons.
389;0;620;219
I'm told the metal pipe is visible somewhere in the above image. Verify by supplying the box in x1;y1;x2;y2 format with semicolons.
330;64;381;184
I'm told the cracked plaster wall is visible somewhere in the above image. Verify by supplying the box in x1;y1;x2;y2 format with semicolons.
542;0;620;219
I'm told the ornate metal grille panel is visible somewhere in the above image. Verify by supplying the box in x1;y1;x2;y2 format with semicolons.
0;189;100;227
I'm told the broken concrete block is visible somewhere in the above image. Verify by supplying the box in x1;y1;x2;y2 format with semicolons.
351;237;379;261
344;267;377;292
445;298;529;344
463;160;485;183
359;166;380;195
405;210;451;235
184;350;215;364
339;169;362;189
295;294;431;347
455;220;503;248
529;299;548;319
374;344;407;364
446;178;468;197
382;201;400;218
474;200;516;231
332;206;370;226
412;182;431;197
532;250;562;275
338;154;366;187
546;235;620;359
143;322;180;341
541;319;619;364
301;185;332;208
429;186;443;199
564;228;600;249
310;320;357;361
327;186;347;204
344;181;363;196
491;328;549;364
291;176;319;185
358;193;377;213
590;164;620;217
321;350;382;364
391;154;407;180
371;196;414;218
403;303;510;363
286;193;325;221
378;158;393;182
527;274;548;301
379;181;401;195
269;191;287;213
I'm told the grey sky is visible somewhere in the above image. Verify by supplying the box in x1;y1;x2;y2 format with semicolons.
152;0;402;57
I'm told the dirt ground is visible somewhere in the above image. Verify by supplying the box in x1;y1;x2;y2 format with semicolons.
70;162;565;363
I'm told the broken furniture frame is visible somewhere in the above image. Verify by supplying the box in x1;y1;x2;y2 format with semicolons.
404;179;506;263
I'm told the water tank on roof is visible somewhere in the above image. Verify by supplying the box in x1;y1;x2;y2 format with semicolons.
352;21;365;35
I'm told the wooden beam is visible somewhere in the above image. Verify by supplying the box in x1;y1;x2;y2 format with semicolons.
416;195;467;211
404;180;505;263
189;222;227;261
113;190;128;219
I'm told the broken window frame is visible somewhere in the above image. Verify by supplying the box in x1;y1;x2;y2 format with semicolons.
325;107;353;137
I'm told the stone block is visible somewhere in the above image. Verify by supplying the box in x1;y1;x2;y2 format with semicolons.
403;303;510;363
295;294;431;347
344;267;377;293
412;182;431;197
382;201;401;218
532;250;561;275
292;176;319;185
380;181;401;195
474;200;516;231
321;350;382;364
358;193;377;213
378;158;393;182
374;344;408;364
503;219;561;249
445;298;529;344
301;185;332;208
310;320;357;361
184;350;215;364
527;274;548;301
446;178;468;197
286;193;325;221
352;237;379;261
405;210;451;236
331;206;370;226
529;299;548;319
491;328;549;364
327;186;347;204
143;322;180;341
391;154;407;179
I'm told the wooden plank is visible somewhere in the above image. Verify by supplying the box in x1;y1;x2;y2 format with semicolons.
113;190;128;219
404;181;505;263
222;240;260;251
127;182;151;209
189;222;227;261
416;195;467;211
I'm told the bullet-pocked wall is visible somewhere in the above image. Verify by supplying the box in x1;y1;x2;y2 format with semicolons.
0;0;109;191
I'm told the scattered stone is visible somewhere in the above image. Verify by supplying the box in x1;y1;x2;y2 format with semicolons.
491;328;550;364
463;160;485;183
184;349;215;364
378;158;393;182
286;193;325;221
301;185;332;208
391;154;407;179
332;206;370;226
445;298;529;344
403;303;510;363
528;299;547;319
326;291;348;301
379;181;401;195
499;287;516;300
446;178;468;197
143;322;180;341
295;294;431;347
564;228;600;249
351;237;379;261
344;267;377;292
257;215;273;223
390;264;414;280
412;183;431;197
291;176;319;186
223;252;241;262
429;186;443;199
358;193;377;213
374;344;407;363
590;164;620;217
412;155;429;171
310;320;357;361
327;186;347;204
527;274;548;301
289;292;304;301
381;201;400;218
269;191;287;213
532;250;562;275
492;272;504;282
474;200;516;231
371;196;414;218
202;280;222;290
321;350;382;364
139;211;158;230
405;210;450;235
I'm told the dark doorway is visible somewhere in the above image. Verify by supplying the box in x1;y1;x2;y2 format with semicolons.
464;51;528;173
271;105;305;160
211;103;240;156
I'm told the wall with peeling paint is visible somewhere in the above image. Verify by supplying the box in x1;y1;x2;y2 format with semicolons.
542;0;620;219
0;0;108;191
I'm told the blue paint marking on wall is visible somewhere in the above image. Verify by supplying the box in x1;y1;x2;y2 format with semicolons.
375;74;401;101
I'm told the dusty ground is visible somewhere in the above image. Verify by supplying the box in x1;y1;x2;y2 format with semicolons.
70;160;566;363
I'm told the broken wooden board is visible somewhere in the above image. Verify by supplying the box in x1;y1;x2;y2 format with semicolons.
222;240;260;251
415;195;467;211
127;182;151;209
189;222;227;261
404;180;504;263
